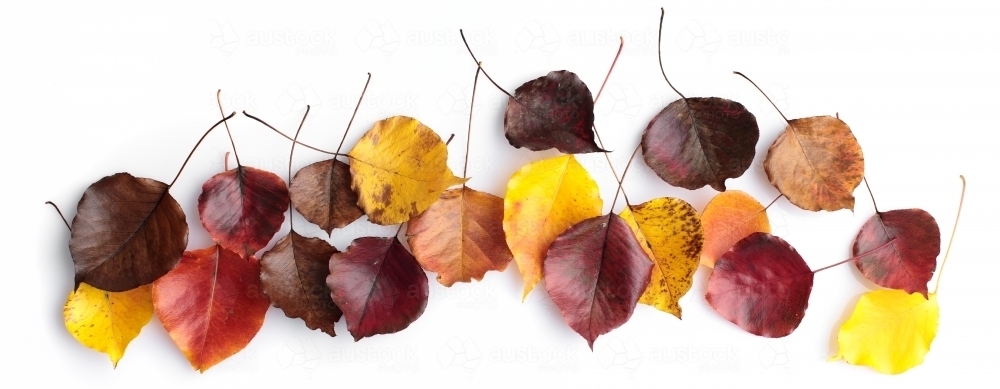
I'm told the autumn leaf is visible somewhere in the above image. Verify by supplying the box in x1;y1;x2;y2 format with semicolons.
700;190;771;268
706;232;814;337
152;245;270;372
545;214;653;348
63;283;153;367
289;159;364;235
406;187;513;286
504;154;602;299
831;290;939;374
70;172;188;292
348;116;466;225
641;98;759;191
853;209;940;296
504;70;604;154
198;166;290;258
619;197;702;317
260;231;343;336
327;237;429;341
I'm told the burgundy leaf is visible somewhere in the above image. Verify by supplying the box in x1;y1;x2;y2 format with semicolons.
544;214;653;349
706;232;814;338
326;237;429;341
641;97;759;191
198;166;290;258
289;158;364;235
504;70;605;154
70;172;188;292
852;209;940;296
260;231;343;336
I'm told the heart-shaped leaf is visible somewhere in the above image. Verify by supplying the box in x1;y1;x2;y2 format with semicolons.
260;231;343;336
289;158;364;235
831;290;939;374
853;209;940;296
63;283;153;367
700;190;771;268
504;70;604;154
198;166;290;258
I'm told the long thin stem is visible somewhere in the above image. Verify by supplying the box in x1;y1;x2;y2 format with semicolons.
217;90;242;167
862;177;880;213
242;111;348;157
934;175;966;294
460;30;515;99
45;201;71;231
589;37;632;209
286;105;311;231
764;194;783;211
656;8;687;101
168;112;236;188
733;71;790;124
463;65;482;183
593;37;624;105
336;73;372;155
812;237;899;274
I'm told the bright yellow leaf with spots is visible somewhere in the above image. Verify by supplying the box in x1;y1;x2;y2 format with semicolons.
621;197;703;318
504;154;601;299
348;116;467;225
63;283;153;367
700;190;771;268
831;289;939;374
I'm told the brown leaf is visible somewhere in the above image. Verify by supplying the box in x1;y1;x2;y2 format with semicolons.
260;231;343;336
406;187;513;286
503;70;605;154
289;158;364;235
70;172;188;292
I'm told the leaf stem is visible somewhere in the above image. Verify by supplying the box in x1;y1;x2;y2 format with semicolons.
45;201;71;231
593;36;624;105
862;177;880;213
287;105;311;232
217;90;242;167
336;73;372;155
589;37;633;210
933;175;966;294
168;112;236;188
656;8;687;102
460;30;515;99
242;111;349;157
733;71;790;125
463;65;482;184
764;194;783;211
811;237;898;274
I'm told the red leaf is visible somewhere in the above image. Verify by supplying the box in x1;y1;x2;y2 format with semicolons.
504;70;605;154
326;237;429;341
706;232;814;338
260;231;343;336
544;214;653;349
198;166;290;258
152;245;270;372
70;172;188;292
641;97;759;191
853;209;940;296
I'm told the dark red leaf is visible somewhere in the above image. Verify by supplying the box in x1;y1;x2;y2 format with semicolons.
504;70;605;154
706;232;814;338
198;166;290;257
289;159;364;235
260;231;343;336
326;236;428;341
852;209;940;296
641;97;759;191
544;214;653;349
70;172;188;292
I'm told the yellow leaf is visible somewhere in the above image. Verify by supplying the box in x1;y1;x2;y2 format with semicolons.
621;197;703;318
831;289;939;374
348;116;467;225
700;190;771;268
63;283;153;367
504;155;601;299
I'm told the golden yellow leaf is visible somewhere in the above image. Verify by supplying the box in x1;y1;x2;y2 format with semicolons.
63;283;153;367
700;190;771;268
831;289;939;374
621;197;703;318
504;155;601;299
348;116;467;225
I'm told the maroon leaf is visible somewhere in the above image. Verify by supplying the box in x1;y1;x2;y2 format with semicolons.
544;214;653;349
70;172;188;292
706;232;814;338
504;70;605;154
852;209;940;296
260;231;343;336
198;166;290;258
326;236;429;341
641;97;759;191
289;159;364;235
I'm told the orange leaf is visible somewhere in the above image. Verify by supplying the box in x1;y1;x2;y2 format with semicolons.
700;191;771;268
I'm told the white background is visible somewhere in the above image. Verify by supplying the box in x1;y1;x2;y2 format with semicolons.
2;0;997;386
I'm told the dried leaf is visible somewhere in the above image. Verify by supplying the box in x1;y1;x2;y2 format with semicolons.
831;290;939;374
641;97;759;191
700;190;771;268
620;197;703;318
260;231;343;336
504;154;602;299
406;187;513;286
63;283;153;367
853;209;940;296
504;70;604;154
198;166;290;258
70;172;188;292
544;214;653;348
289;158;364;235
